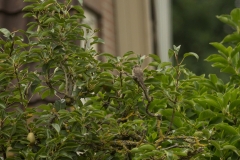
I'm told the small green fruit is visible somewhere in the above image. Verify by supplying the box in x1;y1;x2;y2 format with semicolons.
6;146;14;158
27;132;36;144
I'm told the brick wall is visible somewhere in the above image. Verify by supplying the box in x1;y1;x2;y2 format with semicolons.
84;0;117;55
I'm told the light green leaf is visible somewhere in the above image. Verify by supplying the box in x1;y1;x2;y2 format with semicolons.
173;45;181;52
209;74;218;84
210;42;229;57
78;0;83;6
183;52;199;60
149;54;161;63
216;15;236;28
151;132;157;140
0;28;11;39
220;66;236;75
168;49;175;58
231;8;240;25
222;33;240;43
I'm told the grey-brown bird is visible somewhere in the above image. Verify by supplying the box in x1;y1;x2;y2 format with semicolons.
132;65;146;90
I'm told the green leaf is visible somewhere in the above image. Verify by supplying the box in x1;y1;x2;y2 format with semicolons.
123;51;134;57
151;132;157;140
159;62;172;68
231;8;240;25
131;147;140;153
183;52;199;60
195;96;221;110
22;4;36;11
0;28;11;39
23;13;34;18
209;140;221;150
168;49;175;59
52;123;60;134
222;33;240;43
83;100;93;107
44;17;55;24
0;101;6;109
34;85;47;93
173;45;181;52
77;0;83;6
205;54;228;64
222;145;240;156
59;143;78;152
216;15;236;28
231;43;240;58
220;66;236;75
215;123;238;135
161;109;182;117
210;42;229;57
41;89;52;99
91;37;104;45
149;54;161;63
38;104;52;111
209;74;218;84
198;109;216;120
229;99;240;112
100;52;115;58
99;63;114;70
72;6;84;14
138;144;155;152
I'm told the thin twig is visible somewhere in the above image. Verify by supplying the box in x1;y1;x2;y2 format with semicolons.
14;64;25;109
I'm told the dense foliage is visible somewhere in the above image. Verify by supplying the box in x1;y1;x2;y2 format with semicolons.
0;0;240;159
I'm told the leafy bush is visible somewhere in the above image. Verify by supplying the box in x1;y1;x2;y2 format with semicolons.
0;0;240;159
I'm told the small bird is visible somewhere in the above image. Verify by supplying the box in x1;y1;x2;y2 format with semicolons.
132;65;146;90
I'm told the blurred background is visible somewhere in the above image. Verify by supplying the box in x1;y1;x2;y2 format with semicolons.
0;0;238;80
